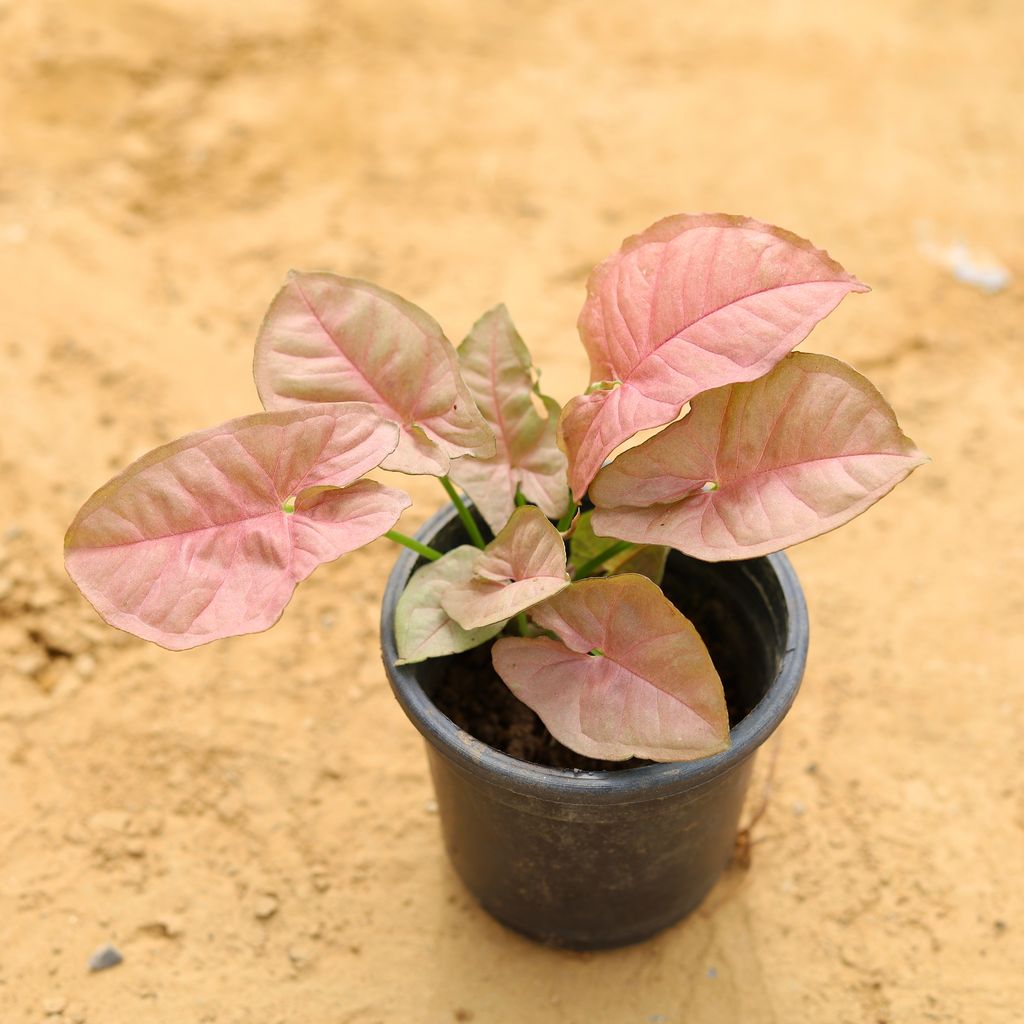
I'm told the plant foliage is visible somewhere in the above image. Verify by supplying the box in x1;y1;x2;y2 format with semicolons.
65;214;926;761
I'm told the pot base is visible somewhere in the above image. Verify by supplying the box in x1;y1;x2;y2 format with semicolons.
428;743;755;950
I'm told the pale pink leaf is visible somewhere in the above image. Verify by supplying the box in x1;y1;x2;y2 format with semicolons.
560;213;869;497
254;272;495;476
441;506;570;630
394;546;507;664
447;305;569;532
492;575;728;762
65;404;409;650
590;353;928;560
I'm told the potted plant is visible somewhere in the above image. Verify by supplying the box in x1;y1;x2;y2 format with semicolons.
64;213;926;949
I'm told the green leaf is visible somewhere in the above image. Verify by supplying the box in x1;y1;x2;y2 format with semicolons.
394;547;506;663
569;511;668;584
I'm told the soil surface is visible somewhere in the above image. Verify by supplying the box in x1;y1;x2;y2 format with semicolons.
1;2;1022;1022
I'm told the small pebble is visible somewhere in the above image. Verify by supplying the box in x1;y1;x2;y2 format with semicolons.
73;654;96;679
15;651;46;677
87;944;123;972
287;944;311;966
253;894;279;920
43;994;66;1015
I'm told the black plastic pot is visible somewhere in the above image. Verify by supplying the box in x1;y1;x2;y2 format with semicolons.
381;504;808;950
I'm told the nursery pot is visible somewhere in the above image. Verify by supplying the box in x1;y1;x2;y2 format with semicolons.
381;504;808;950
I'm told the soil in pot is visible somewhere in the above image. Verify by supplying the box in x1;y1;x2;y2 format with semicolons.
424;563;769;772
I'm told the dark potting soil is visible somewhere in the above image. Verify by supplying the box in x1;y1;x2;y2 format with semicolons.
429;571;760;772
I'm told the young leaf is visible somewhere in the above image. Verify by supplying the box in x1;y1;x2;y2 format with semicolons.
394;546;507;663
560;213;869;498
608;545;668;585
492;575;728;762
65;405;410;650
254;272;495;476
590;353;928;560
568;510;668;584
441;506;570;630
447;305;569;533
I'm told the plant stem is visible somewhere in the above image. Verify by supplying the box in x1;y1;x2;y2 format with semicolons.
574;540;635;580
515;612;530;637
514;490;528;507
440;476;486;549
384;530;443;562
556;499;578;533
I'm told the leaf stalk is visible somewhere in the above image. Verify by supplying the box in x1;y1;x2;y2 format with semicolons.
384;530;444;562
440;476;487;549
574;539;635;580
556;498;577;533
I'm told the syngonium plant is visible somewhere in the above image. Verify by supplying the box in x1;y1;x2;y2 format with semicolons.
64;214;927;762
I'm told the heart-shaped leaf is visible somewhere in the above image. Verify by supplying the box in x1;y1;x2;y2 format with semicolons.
254;272;495;476
590;353;928;560
447;306;570;533
492;575;728;762
394;546;507;663
65;404;409;650
568;510;668;585
441;506;570;630
560;214;869;498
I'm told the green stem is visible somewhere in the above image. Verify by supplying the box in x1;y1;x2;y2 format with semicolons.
440;476;486;549
385;530;443;562
556;498;578;533
515;612;530;637
514;490;528;507
574;540;635;580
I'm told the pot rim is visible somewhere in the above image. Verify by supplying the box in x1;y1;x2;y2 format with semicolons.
381;503;808;805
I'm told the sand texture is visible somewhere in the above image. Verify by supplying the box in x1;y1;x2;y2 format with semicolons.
0;1;1021;1021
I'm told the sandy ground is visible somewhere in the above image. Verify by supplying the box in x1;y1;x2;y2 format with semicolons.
1;1;1022;1021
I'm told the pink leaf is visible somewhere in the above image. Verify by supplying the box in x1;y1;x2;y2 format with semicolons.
493;575;728;762
560;213;869;498
590;354;928;560
65;404;410;650
441;506;570;630
448;306;569;533
394;547;507;663
254;272;495;476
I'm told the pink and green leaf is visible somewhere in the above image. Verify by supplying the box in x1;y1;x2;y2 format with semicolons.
492;575;728;762
559;213;869;498
64;404;410;650
590;353;928;560
441;506;570;630
254;272;495;476
447;305;569;533
394;546;507;663
568;510;668;584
